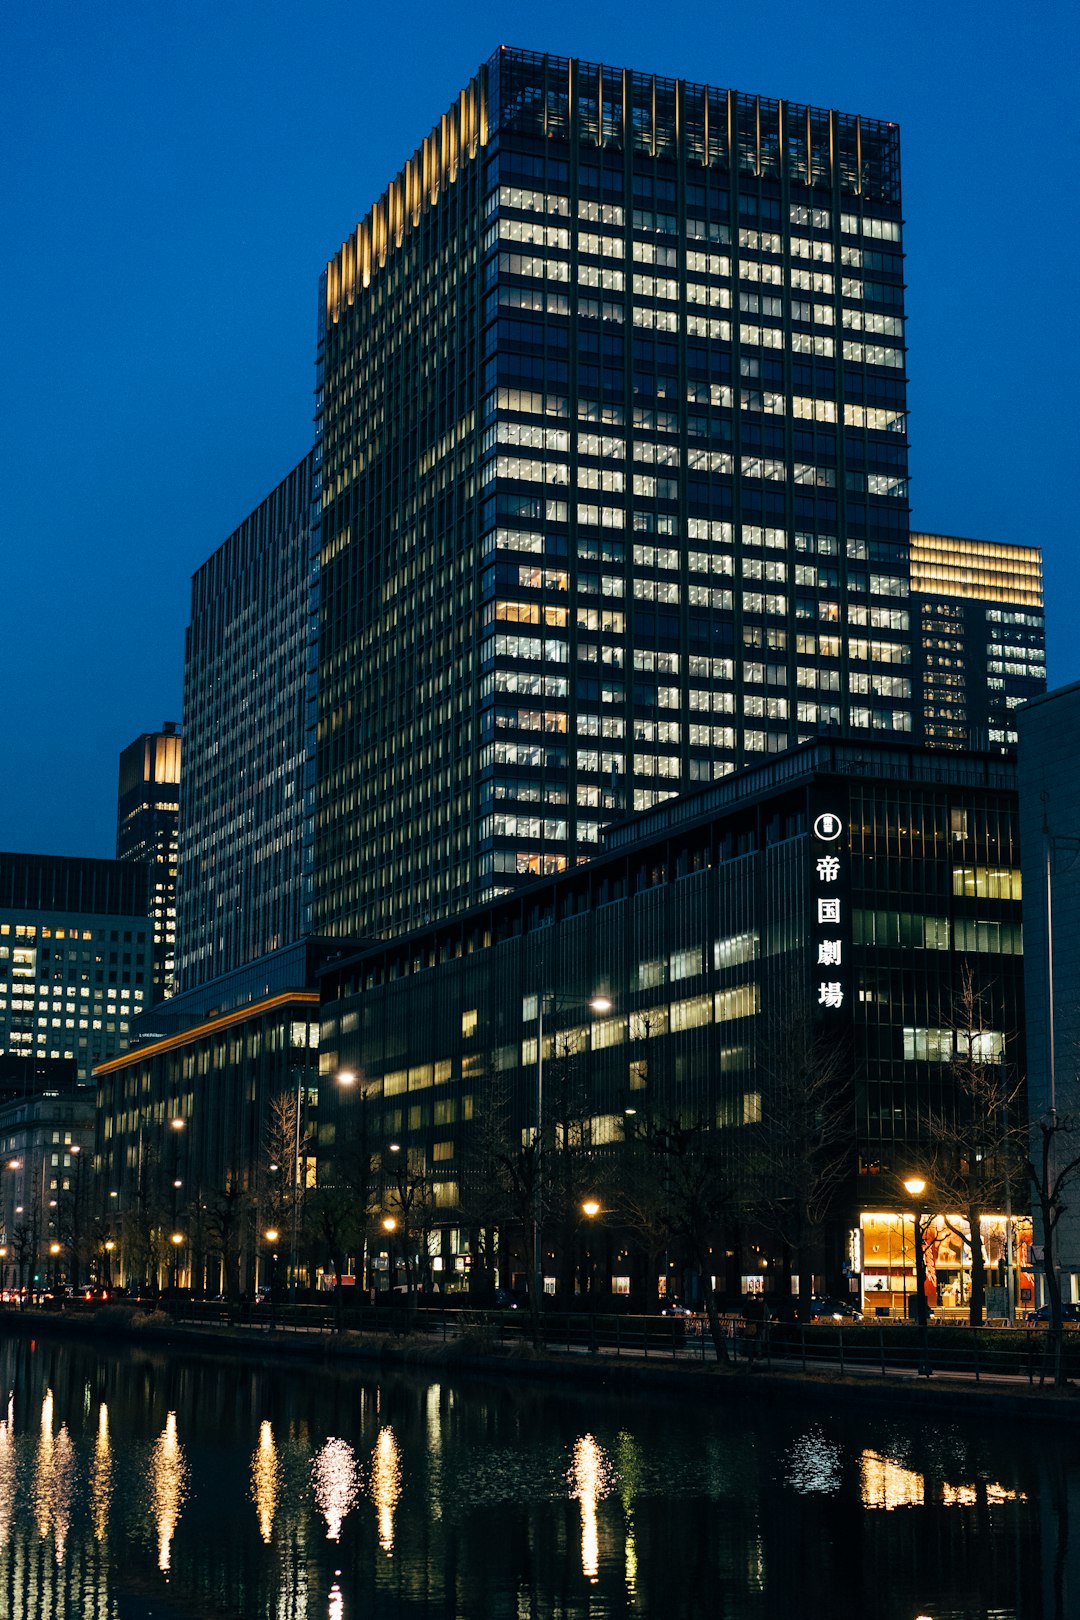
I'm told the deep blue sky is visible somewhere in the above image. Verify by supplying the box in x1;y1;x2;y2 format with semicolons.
3;1;1076;857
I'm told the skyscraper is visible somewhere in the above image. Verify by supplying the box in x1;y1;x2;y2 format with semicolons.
910;532;1045;751
314;47;912;941
175;456;313;990
116;721;182;1000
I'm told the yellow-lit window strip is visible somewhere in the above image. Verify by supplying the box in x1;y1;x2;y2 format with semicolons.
326;72;486;322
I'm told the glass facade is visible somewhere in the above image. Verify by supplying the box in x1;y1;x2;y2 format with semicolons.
315;48;912;941
116;723;182;1001
319;739;1025;1301
911;532;1045;751
176;456;313;990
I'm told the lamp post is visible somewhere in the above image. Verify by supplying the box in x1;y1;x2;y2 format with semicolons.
381;1215;397;1297
170;1232;184;1296
104;1239;116;1291
335;1068;369;1292
48;1241;62;1295
532;992;612;1315
903;1176;933;1378
68;1143;88;1290
264;1229;280;1328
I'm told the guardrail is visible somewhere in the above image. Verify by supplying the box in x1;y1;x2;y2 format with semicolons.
21;1298;1080;1384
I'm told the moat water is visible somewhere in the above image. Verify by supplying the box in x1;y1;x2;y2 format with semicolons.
0;1329;1071;1619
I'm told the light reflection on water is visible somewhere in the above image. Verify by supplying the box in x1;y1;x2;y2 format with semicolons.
311;1434;360;1542
150;1410;188;1571
0;1331;1067;1619
370;1425;402;1554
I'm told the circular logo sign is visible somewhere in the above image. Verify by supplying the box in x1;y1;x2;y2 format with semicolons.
813;812;843;842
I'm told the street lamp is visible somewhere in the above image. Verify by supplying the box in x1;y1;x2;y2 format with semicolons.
170;1232;184;1294
533;992;614;1313
581;1200;601;1219
264;1229;280;1325
104;1239;116;1290
903;1175;933;1378
48;1241;62;1294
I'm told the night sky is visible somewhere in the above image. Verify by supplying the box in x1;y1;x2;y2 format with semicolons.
4;1;1076;858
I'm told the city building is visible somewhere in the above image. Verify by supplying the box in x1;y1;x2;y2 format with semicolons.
0;853;152;1084
1018;681;1080;1297
911;532;1045;752
319;737;1030;1312
175;455;313;992
0;1059;94;1294
315;46;913;942
94;939;337;1292
116;720;182;1001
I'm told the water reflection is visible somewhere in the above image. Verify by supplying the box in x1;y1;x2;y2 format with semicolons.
90;1399;112;1541
860;1447;1027;1513
0;1332;1070;1620
150;1410;188;1571
33;1387;76;1560
569;1433;613;1581
370;1425;402;1554
251;1418;280;1543
311;1435;360;1541
0;1395;15;1549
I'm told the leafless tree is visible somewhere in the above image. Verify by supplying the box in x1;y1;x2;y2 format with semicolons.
750;1002;853;1323
204;1174;250;1306
1028;1111;1080;1386
919;967;1026;1325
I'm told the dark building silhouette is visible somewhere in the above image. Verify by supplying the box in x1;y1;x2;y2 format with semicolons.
116;721;182;1001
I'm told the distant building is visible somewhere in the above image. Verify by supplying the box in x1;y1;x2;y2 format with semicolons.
0;853;152;1084
0;1060;93;1292
116;721;182;1001
911;532;1045;752
175;456;313;991
94;940;335;1293
1019;681;1080;1294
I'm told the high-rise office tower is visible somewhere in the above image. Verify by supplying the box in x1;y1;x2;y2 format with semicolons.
175;456;314;990
116;721;182;1001
315;47;912;939
910;532;1045;751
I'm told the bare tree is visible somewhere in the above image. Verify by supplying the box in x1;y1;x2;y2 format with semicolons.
919;967;1026;1325
751;1003;853;1323
385;1150;438;1308
649;1115;737;1365
543;1032;598;1304
307;1184;363;1330
1028;1111;1080;1387
204;1174;250;1307
457;1063;521;1297
614;1109;682;1313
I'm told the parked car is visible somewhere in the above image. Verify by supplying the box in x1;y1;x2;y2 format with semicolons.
1026;1302;1080;1325
808;1297;863;1323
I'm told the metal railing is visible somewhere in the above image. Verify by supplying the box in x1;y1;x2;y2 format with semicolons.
23;1298;1080;1385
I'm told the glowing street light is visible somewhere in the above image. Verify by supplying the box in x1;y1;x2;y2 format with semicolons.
902;1174;932;1377
581;1200;602;1219
382;1216;397;1234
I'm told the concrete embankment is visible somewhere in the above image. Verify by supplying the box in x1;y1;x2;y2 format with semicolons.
3;1306;1079;1427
